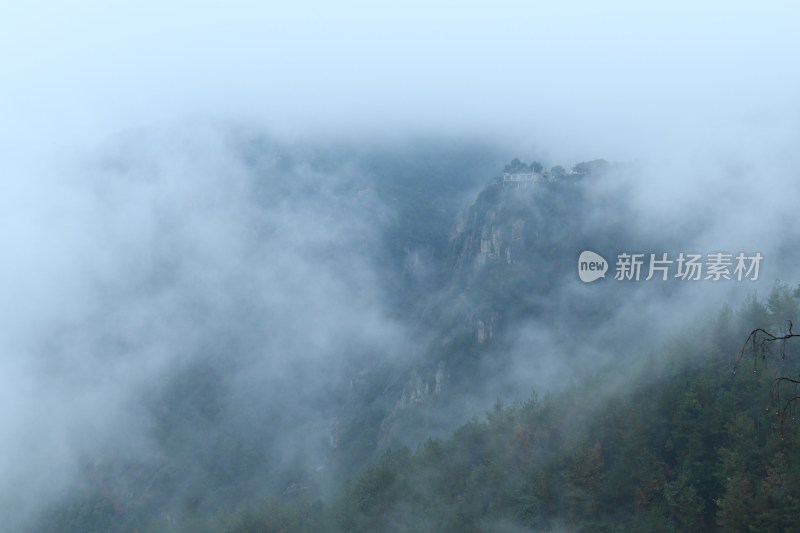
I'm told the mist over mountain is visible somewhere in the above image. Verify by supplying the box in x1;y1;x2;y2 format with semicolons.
1;126;797;532
3;2;800;532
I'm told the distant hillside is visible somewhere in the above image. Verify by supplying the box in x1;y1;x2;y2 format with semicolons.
36;152;794;533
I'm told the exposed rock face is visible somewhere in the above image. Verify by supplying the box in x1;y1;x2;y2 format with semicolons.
377;361;449;448
443;189;536;352
473;313;498;344
510;218;526;263
477;223;505;265
449;184;534;278
396;361;446;410
384;192;528;423
474;216;527;266
434;361;445;396
378;173;555;445
368;160;609;454
401;370;427;407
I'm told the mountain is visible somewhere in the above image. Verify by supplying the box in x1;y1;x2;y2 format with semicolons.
32;145;800;533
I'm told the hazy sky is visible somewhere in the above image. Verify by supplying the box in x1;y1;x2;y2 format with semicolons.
2;1;799;161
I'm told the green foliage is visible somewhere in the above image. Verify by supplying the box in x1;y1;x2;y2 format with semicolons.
503;158;543;174
305;293;800;532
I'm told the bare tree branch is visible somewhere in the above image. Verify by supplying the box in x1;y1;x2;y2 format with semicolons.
738;320;800;429
735;320;800;367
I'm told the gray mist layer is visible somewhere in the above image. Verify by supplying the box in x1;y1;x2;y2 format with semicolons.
1;1;800;529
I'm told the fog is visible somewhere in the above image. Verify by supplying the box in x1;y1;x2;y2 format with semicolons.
2;1;800;530
4;2;798;154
